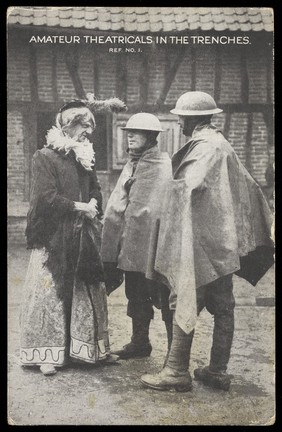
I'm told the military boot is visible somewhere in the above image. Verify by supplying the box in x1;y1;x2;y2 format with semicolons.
194;366;232;391
141;366;192;392
141;316;194;392
195;298;234;391
113;341;152;359
113;318;152;359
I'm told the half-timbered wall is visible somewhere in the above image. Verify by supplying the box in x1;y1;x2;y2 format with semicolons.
8;28;274;243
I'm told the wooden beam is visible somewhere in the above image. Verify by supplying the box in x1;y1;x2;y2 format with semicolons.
52;47;59;106
106;114;113;172
265;46;273;104
155;47;186;109
214;45;222;102
223;112;231;140
64;49;86;99
93;51;100;97
127;102;274;114
263;110;274;191
29;45;39;106
152;49;173;112
263;110;274;148
164;49;171;82
116;53;127;103
221;103;273;113
245;112;253;172
7;100;274;114
7;101;59;113
139;53;149;110
240;46;249;104
190;47;196;91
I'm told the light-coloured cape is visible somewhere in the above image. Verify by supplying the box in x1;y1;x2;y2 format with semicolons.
153;125;274;334
101;145;172;276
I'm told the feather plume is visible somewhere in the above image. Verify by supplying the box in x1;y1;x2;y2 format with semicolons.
84;93;127;114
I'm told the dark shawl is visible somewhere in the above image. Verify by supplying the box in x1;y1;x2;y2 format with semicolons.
25;147;104;296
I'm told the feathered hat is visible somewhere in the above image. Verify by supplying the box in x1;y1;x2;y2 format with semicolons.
59;93;127;115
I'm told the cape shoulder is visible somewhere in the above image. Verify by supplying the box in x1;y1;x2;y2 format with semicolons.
173;130;233;179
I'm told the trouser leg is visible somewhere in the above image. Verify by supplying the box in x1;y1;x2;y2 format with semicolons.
125;271;154;344
125;271;154;322
206;275;235;373
131;315;151;345
113;272;153;358
159;283;173;351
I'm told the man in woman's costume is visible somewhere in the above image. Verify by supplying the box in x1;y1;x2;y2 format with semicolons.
20;94;126;375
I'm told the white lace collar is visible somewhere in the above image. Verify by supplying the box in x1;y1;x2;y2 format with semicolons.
45;126;95;171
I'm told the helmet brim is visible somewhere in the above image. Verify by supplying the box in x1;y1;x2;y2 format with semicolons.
121;126;164;132
170;108;223;115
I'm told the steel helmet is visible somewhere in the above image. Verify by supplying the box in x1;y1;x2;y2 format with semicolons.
170;91;223;116
121;113;164;132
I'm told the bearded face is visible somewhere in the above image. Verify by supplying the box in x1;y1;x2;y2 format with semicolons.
56;107;96;142
178;116;197;137
178;115;213;137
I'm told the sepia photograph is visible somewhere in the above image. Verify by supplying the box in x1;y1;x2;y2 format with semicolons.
7;6;275;426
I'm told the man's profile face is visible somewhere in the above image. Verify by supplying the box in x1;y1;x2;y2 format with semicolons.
67;120;94;142
178;116;190;136
61;107;95;142
178;116;199;137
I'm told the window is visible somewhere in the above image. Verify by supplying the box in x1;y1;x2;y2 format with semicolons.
112;113;186;170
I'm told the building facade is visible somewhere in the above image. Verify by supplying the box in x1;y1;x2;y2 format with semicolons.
7;7;274;243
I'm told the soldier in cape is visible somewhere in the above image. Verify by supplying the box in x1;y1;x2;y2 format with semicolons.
140;92;274;392
101;113;173;361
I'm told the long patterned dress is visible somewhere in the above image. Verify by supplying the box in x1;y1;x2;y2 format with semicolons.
20;145;110;367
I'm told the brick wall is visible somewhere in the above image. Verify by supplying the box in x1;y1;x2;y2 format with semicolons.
7;42;30;101
211;112;226;135
8;217;27;245
228;113;248;166
57;53;78;100
126;55;142;103
247;45;269;103
147;47;166;104
195;46;216;97
37;46;53;102
99;54;117;99
251;113;270;183
220;46;242;103
79;47;97;95
7;111;25;202
166;48;193;104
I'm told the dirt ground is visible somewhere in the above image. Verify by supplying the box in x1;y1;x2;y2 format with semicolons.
8;245;275;426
